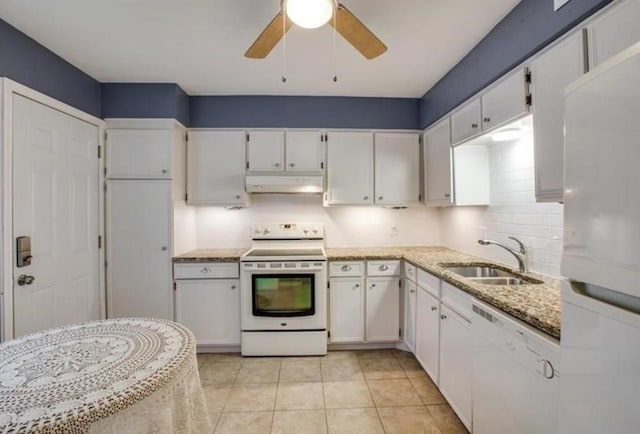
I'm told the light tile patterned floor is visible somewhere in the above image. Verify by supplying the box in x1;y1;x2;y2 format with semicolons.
198;349;469;434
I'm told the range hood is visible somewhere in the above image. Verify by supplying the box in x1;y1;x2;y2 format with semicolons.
246;175;324;194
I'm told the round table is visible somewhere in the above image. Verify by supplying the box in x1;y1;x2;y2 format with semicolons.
0;318;211;434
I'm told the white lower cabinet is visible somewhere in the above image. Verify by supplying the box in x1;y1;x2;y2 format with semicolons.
403;279;417;352
329;261;400;343
366;277;401;342
439;304;473;431
174;263;240;346
329;277;365;342
415;286;441;384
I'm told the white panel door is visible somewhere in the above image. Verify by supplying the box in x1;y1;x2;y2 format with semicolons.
106;180;172;320
588;0;640;68
187;130;247;206
247;130;285;172
439;305;472;430
481;69;529;131
106;129;172;179
326;131;374;205
415;286;440;384
285;130;323;172
451;98;482;144
175;279;240;345
531;31;586;202
329;277;365;342
404;279;417;352
424;118;453;206
12;95;100;337
365;277;400;342
374;132;420;206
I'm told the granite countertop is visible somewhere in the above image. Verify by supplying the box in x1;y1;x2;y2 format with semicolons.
174;246;562;339
173;248;247;262
327;246;561;340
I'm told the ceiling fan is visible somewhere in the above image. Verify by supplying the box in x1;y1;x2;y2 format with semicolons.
245;0;387;60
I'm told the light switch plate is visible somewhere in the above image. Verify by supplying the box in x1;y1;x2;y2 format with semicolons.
554;0;571;11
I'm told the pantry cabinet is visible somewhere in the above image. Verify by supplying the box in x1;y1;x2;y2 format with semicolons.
587;0;640;68
186;130;248;206
531;31;586;202
374;132;421;206
174;262;241;346
423;118;453;206
326;131;374;205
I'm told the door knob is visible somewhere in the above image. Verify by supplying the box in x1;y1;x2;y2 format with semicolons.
17;275;35;286
161;246;168;251
161;169;168;174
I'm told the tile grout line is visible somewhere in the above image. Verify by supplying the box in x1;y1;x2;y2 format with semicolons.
270;360;282;433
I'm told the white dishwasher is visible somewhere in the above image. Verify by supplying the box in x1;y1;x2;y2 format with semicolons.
472;300;560;434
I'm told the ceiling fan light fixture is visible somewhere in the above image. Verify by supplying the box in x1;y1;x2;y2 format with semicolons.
285;0;335;29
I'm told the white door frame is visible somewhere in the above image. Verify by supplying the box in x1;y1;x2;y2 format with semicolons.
0;78;106;341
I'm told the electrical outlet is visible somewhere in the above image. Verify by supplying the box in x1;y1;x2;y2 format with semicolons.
554;0;571;11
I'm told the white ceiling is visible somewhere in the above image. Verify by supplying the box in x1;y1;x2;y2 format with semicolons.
0;0;520;98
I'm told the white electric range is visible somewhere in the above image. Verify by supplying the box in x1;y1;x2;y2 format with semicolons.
240;222;327;356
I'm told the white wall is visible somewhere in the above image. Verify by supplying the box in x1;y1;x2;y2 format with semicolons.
196;195;441;249
441;129;564;277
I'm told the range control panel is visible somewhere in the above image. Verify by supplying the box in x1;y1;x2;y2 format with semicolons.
250;222;324;239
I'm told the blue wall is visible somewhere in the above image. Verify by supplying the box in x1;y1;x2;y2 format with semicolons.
101;83;190;126
190;96;420;129
0;18;101;117
419;0;614;128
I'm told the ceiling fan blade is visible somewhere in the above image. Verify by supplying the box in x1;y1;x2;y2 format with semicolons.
329;4;387;60
245;11;293;59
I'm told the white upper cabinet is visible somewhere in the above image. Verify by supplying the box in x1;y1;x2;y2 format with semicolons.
451;99;482;144
246;130;285;172
424;118;453;206
106;129;172;179
481;68;530;131
374;132;420;206
187;130;248;206
531;31;586;203
326;131;374;205
588;0;640;68
285;130;324;172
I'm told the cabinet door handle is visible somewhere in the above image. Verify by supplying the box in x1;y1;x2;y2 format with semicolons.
235;195;241;199
289;163;295;167
354;284;360;288
431;306;437;311
275;163;281;168
341;265;351;272
378;264;389;271
201;267;212;273
161;169;168;174
363;196;369;200
440;314;447;320
444;193;450;198
161;246;168;251
471;123;478;128
371;284;376;288
378;196;383;200
231;285;237;290
410;289;416;293
483;116;491;123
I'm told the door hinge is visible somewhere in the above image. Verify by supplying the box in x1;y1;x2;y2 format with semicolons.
185;132;189;142
526;94;533;107
98;235;102;249
418;194;422;202
399;328;402;337
246;161;250;169
327;281;330;289
321;162;324;169
103;167;107;177
525;67;532;83
246;133;250;142
97;145;102;158
104;131;108;142
328;330;331;338
185;193;188;202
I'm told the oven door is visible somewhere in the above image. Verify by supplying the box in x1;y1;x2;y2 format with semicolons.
241;262;326;331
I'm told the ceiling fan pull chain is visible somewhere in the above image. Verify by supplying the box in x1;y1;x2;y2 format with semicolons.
332;6;338;83
282;3;287;83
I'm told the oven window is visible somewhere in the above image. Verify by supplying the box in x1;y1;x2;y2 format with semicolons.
252;274;315;317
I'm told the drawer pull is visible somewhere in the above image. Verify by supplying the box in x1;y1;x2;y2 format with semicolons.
410;289;416;293
341;265;352;272
378;264;389;271
201;267;212;273
161;169;168;174
354;284;360;289
231;285;237;290
431;306;437;311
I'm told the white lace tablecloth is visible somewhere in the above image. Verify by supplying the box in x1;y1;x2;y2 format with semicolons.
0;318;211;434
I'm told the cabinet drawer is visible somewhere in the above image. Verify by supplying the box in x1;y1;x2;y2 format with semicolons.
442;281;473;320
417;269;441;298
404;262;417;281
330;261;365;277
367;260;401;276
174;262;239;279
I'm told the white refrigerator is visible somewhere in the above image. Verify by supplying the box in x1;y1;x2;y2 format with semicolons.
560;41;640;434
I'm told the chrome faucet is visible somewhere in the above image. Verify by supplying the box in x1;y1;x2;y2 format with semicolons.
478;236;528;273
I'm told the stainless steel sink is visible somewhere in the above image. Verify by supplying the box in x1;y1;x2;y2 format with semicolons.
441;264;543;285
443;265;516;278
